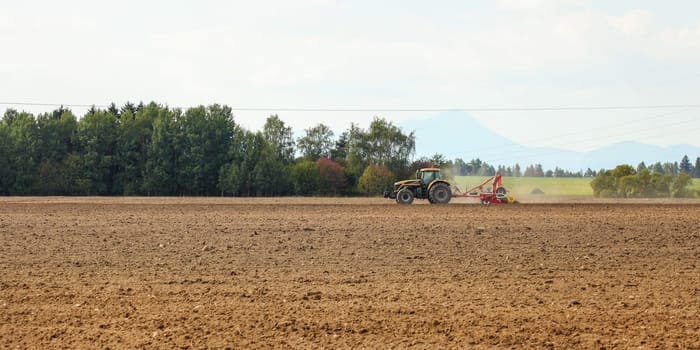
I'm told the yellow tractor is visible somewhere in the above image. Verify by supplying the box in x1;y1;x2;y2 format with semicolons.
383;168;452;204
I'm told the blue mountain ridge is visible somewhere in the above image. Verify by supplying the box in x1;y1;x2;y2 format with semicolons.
399;111;700;171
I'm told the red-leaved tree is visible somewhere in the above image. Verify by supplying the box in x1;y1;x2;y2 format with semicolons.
317;157;346;195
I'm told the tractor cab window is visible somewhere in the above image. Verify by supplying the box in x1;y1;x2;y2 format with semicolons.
422;171;435;185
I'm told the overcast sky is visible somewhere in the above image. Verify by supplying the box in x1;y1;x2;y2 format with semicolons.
2;0;699;151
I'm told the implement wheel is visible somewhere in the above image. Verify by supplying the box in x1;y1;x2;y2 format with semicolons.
495;186;507;199
396;189;414;204
429;183;452;204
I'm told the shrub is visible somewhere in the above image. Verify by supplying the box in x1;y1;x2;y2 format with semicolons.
357;165;394;195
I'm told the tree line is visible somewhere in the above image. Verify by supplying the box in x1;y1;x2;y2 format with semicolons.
0;103;416;196
590;163;696;198
444;157;700;179
1;102;698;196
448;160;591;178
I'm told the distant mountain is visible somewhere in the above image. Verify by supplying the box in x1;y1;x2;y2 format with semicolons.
400;111;518;154
399;112;700;171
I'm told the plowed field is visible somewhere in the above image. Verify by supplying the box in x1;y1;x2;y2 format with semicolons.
1;198;699;349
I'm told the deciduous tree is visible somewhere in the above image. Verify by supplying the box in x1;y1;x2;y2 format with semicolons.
297;123;334;161
345;118;415;180
0;120;13;194
591;164;692;198
78;108;119;195
317;157;345;195
263;115;295;165
145;107;182;195
5;110;39;194
116;103;161;194
252;142;286;196
591;170;616;197
672;173;693;197
179;105;236;195
357;165;394;195
291;159;319;195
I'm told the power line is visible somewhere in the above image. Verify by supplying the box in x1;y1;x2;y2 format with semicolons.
439;107;700;156
454;122;700;165
0;102;102;108
200;105;700;112
1;101;700;112
484;127;700;166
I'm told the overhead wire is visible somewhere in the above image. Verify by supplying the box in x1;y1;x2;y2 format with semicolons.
1;101;700;112
468;118;700;162
481;121;700;165
439;107;700;157
2;100;698;165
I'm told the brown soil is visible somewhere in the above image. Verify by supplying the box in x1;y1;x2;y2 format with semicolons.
1;197;699;349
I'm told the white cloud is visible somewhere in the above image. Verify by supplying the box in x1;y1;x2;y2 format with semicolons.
608;9;654;35
2;1;700;149
653;23;700;61
496;0;587;12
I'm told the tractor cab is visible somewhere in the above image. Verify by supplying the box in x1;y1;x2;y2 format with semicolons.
416;168;442;195
417;168;441;189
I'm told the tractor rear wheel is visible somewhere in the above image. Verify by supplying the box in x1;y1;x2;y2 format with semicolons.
396;189;414;204
429;183;451;204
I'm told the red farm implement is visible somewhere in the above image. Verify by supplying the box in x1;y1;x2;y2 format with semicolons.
452;172;516;205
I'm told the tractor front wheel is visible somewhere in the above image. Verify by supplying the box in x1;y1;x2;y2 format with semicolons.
429;183;452;204
396;189;414;204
